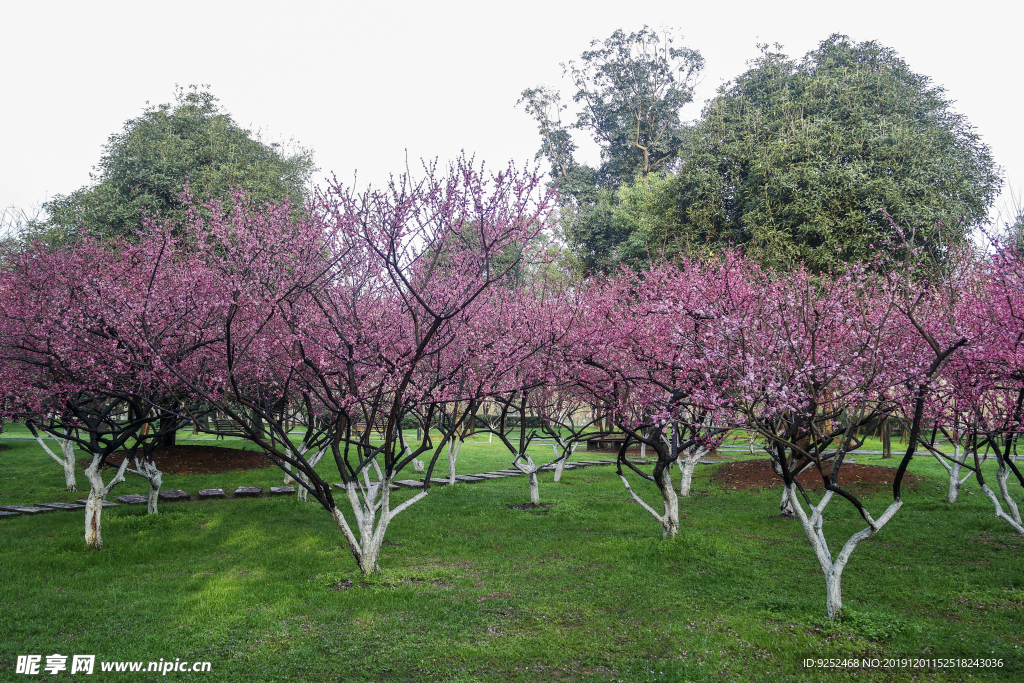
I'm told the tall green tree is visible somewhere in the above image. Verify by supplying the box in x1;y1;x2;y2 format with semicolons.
520;27;704;274
641;36;1001;271
42;86;316;241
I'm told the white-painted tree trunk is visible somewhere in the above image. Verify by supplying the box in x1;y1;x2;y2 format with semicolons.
126;457;163;514
786;484;902;620
330;474;428;575
677;447;707;497
995;463;1022;526
513;453;543;504
978;460;1024;539
770;459;796;516
528;471;540;505
34;433;78;492
619;467;679;539
447;438;464;484
929;444;973;503
979;481;1024;538
779;486;795;517
552;442;578;483
398;431;424;472
292;444;328;502
282;461;296;485
83;454;129;549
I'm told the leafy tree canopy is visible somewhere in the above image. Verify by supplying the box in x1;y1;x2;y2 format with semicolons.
638;36;1002;272
40;85;316;242
519;27;704;274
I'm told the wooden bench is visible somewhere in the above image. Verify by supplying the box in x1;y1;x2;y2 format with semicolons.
585;436;639;451
210;418;245;437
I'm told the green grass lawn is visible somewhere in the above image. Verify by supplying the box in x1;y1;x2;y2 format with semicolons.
0;431;1022;682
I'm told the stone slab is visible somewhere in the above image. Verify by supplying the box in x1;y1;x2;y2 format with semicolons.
394;480;425;488
427;478;452;485
116;494;149;505
37;502;87;510
159;490;189;501
0;505;53;514
198;488;225;499
0;510;20;517
75;500;118;507
454;475;486;482
470;473;507;479
269;486;295;496
494;470;524;476
234;486;263;497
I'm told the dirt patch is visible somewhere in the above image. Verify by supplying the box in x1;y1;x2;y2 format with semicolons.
90;445;273;475
711;459;921;493
507;502;554;511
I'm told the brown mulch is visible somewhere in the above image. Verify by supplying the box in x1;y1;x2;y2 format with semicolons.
710;459;921;493
86;445;274;475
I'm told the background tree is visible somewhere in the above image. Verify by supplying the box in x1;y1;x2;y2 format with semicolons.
640;36;1001;272
520;26;704;274
39;85;316;241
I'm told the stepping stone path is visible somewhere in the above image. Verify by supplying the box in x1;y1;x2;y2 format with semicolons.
333;482;400;492
0;505;53;514
1;459;623;519
116;494;149;505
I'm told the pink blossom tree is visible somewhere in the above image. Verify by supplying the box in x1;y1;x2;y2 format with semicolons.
134;157;553;574
0;235;200;545
572;259;738;538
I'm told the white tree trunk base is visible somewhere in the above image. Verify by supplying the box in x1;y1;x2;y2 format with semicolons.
331;475;429;575
779;487;795;517
619;467;679;539
981;482;1024;538
677;448;705;497
786;484;902;621
447;439;464;485
34;432;79;492
82;454;128;549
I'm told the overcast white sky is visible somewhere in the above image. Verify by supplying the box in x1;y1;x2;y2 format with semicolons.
2;0;1021;224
